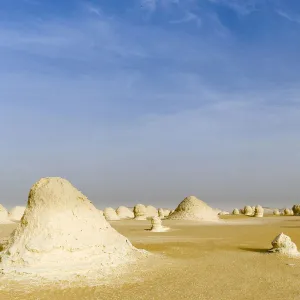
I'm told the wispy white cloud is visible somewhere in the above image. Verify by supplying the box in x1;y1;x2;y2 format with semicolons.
208;0;260;15
86;4;103;17
170;11;202;27
276;10;300;24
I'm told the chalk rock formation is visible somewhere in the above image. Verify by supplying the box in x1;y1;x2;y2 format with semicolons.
254;205;264;218
0;205;11;224
149;216;169;232
167;196;219;222
273;209;280;216
146;205;158;218
218;211;230;215
163;209;171;217
283;208;293;216
104;207;120;221
116;206;134;219
8;206;26;222
158;208;165;219
99;209;104;216
134;204;147;220
0;205;8;218
232;208;240;215
244;206;253;216
0;177;144;279
269;233;299;257
292;205;300;216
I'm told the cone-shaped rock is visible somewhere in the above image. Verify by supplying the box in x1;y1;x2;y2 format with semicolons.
167;196;219;221
0;177;143;278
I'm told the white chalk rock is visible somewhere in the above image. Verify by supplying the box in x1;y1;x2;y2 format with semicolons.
254;205;264;218
269;233;299;257
167;196;219;222
98;209;104;216
244;206;253;216
146;205;158;218
0;177;144;279
158;208;165;219
273;209;280;216
0;205;12;224
163;209;171;217
104;207;120;221
232;208;240;215
218;211;230;215
8;206;26;222
116;206;134;219
0;204;8;218
134;204;147;220
150;216;169;232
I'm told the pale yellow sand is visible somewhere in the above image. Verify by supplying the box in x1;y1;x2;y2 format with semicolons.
1;216;300;300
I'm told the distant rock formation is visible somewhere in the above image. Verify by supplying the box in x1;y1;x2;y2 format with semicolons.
116;206;134;219
167;196;219;222
104;207;120;221
243;206;253;216
149;216;169;232
254;205;264;218
232;208;240;215
134;204;147;220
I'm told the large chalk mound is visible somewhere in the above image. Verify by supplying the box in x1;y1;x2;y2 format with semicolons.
0;177;145;279
167;196;219;222
8;206;26;222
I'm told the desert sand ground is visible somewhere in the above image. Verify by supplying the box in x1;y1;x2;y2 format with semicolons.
1;215;300;300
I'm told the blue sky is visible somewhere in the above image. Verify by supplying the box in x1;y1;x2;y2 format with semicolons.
1;0;300;210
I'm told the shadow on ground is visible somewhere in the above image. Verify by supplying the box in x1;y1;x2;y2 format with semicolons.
239;247;269;253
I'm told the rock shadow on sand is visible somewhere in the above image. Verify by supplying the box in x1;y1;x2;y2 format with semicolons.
239;247;269;253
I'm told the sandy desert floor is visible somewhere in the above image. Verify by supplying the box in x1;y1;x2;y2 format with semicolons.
1;215;300;300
